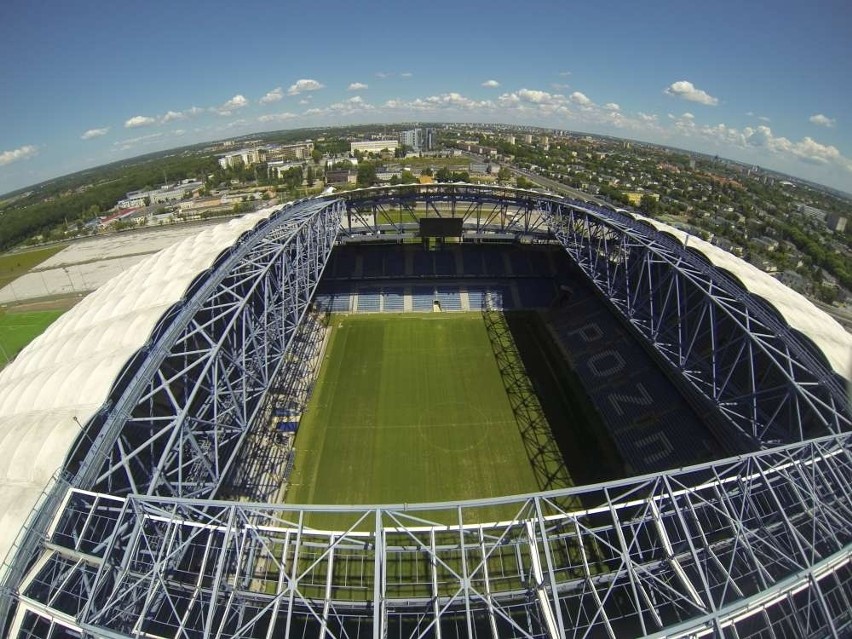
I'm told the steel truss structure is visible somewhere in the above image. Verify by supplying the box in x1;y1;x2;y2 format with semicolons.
2;186;850;639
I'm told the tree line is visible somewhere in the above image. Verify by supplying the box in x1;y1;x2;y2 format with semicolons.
0;153;217;250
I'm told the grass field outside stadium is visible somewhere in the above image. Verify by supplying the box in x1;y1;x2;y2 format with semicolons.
286;311;613;525
0;309;65;367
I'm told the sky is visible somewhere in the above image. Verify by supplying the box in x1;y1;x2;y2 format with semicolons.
1;0;851;195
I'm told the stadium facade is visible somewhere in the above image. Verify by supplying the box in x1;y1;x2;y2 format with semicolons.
0;184;850;638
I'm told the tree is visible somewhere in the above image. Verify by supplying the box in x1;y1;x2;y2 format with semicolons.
435;167;452;183
515;175;533;189
496;167;512;185
400;170;418;185
420;167;434;177
306;166;315;187
311;149;322;164
357;162;377;187
640;194;659;214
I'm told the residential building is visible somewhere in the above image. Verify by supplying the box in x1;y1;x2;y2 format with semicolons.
796;204;827;222
218;148;267;169
826;212;847;233
350;140;399;155
399;128;422;150
326;170;357;185
267;141;314;161
268;160;306;179
117;180;202;209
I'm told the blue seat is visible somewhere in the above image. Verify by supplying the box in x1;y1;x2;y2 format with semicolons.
413;251;433;276
462;249;484;276
436;286;462;311
385;251;405;276
411;286;434;311
357;288;381;312
509;251;532;276
382;287;405;312
434;251;456;276
518;279;554;308
362;252;384;278
483;250;506;276
466;286;485;310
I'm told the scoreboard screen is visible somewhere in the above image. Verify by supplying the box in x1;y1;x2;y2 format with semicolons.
419;217;463;238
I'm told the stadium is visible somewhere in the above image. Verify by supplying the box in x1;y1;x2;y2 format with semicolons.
0;183;850;638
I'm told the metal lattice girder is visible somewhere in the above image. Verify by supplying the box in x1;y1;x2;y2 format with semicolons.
338;183;550;237
540;200;850;447
4;185;852;639
334;185;849;450
14;433;852;638
71;199;344;499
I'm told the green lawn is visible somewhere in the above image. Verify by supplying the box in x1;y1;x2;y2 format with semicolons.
0;245;66;289
287;313;570;523
0;310;65;367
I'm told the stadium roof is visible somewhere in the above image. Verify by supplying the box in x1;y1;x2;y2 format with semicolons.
634;214;852;381
0;198;850;574
0;207;276;568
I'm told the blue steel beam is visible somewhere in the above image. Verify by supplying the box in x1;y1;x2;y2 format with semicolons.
2;185;851;639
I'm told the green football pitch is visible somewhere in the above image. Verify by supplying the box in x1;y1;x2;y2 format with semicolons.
286;312;585;523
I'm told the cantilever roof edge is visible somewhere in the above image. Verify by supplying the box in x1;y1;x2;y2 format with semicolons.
634;214;852;383
0;206;280;566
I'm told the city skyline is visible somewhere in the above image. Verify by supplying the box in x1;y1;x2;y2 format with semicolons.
1;0;850;194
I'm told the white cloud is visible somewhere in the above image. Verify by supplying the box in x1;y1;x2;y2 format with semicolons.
214;94;249;115
114;132;163;150
809;113;836;128
383;93;493;113
81;127;109;140
664;80;719;106
551;82;571;90
415;93;491;110
185;106;204;117
570;91;592;106
746;111;770;122
259;87;284;104
558;70;572;77
0;144;38;166
161;110;185;123
298;98;311;105
514;89;561;105
637;112;658;123
482;80;500;88
603;103;620;112
258;112;298;123
401;72;413;78
667;117;852;171
287;79;324;95
303;96;377;118
124;115;156;128
375;72;392;79
348;82;368;91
